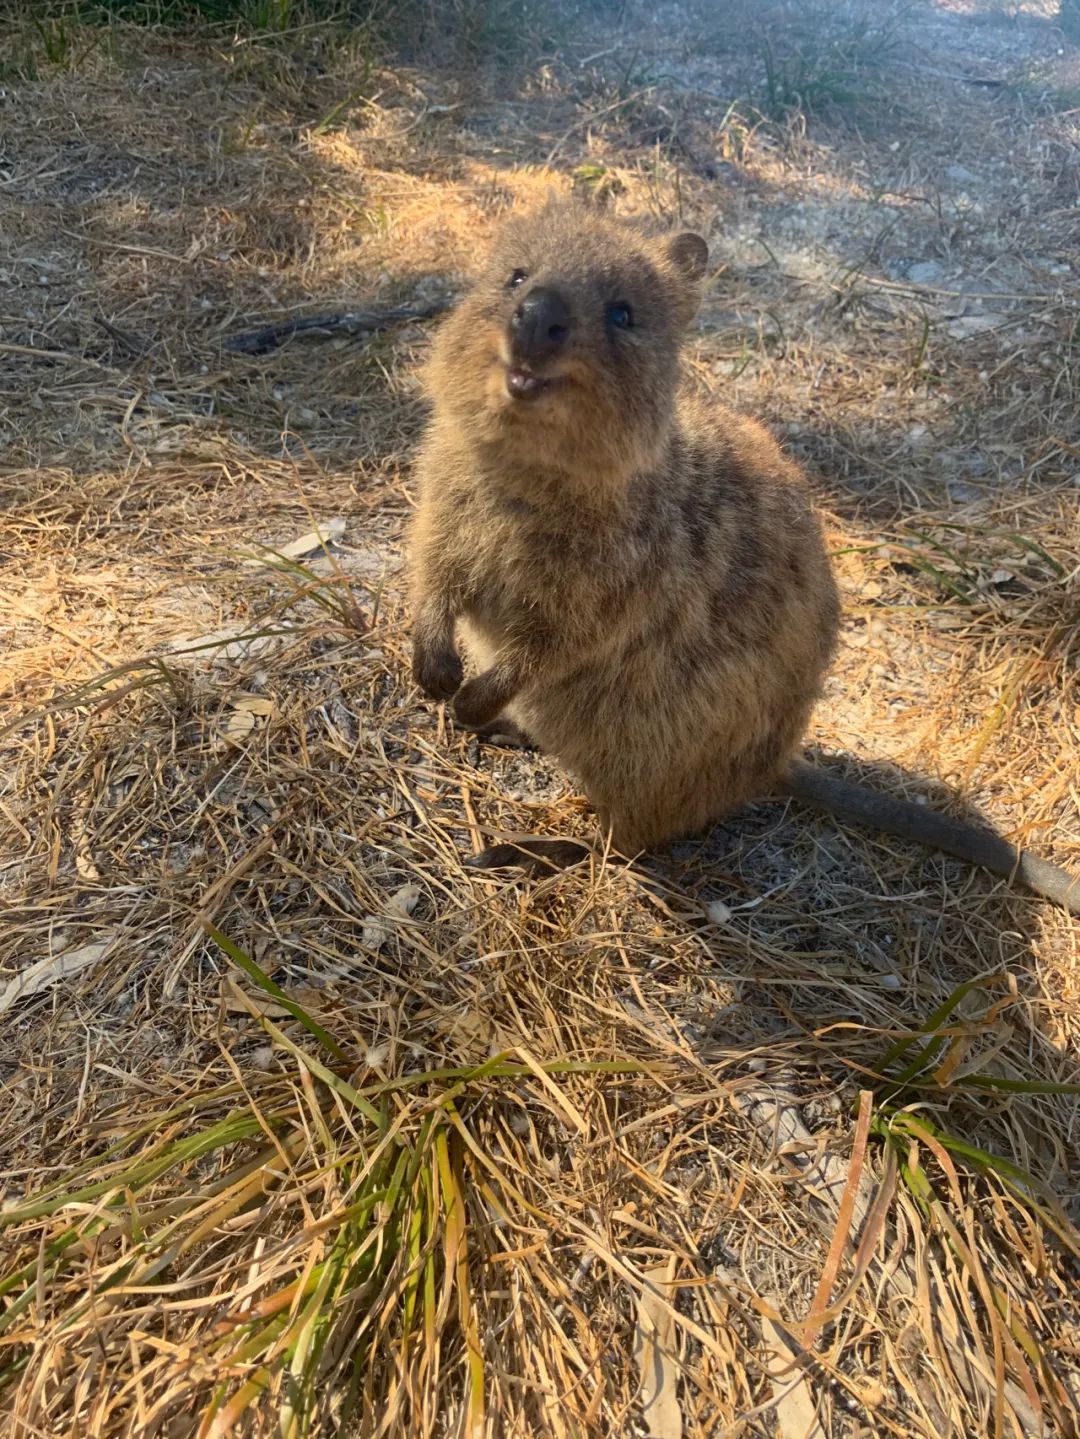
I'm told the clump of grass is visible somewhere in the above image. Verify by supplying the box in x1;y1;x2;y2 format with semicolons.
33;14;76;66
46;0;348;26
866;978;1080;1436
752;1;907;119
0;925;646;1435
22;0;565;62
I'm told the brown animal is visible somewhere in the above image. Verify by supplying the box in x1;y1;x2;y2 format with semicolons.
408;200;1080;914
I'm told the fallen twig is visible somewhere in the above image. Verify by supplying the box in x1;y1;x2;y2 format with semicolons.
221;299;453;355
891;59;1006;87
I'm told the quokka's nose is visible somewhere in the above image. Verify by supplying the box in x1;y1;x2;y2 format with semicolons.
510;287;572;364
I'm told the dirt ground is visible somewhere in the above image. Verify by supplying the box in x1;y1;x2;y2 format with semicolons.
2;1;1079;1436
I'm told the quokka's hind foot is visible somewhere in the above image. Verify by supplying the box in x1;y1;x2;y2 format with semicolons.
465;834;697;919
466;835;594;875
458;717;537;750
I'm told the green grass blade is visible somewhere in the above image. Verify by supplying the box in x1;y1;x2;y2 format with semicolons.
205;924;347;1060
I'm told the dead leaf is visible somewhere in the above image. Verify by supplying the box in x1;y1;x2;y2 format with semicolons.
0;931;118;1016
760;1317;825;1439
221;991;292;1020
223;694;274;745
361;883;421;951
633;1260;683;1439
224;707;256;744
231;694;274;716
75;847;100;882
73;821;101;882
831;551;866;584
248;518;347;566
169;625;289;664
945;313;1007;340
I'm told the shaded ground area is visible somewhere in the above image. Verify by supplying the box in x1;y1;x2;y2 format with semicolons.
1;2;1079;1436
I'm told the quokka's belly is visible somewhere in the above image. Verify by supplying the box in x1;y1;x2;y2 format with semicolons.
456;616;500;675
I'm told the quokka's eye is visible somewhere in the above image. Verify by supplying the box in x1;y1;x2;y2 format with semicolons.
606;302;633;329
507;269;528;289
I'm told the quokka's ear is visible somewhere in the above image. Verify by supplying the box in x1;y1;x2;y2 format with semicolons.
665;231;709;282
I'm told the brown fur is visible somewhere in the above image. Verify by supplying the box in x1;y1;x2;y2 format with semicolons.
408;200;840;853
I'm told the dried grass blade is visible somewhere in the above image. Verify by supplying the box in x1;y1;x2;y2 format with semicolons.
803;1090;874;1347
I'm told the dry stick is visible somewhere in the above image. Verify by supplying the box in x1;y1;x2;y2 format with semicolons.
0;341;127;375
775;273;1072;307
57;227;190;263
889;59;1007;87
849;274;1076;306
221;299;454;356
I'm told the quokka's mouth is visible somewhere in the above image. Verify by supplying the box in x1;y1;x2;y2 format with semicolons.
504;365;564;401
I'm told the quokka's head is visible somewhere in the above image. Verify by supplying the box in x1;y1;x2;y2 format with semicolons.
426;200;708;487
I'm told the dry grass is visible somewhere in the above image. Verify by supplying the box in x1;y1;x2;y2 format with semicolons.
2;1;1080;1435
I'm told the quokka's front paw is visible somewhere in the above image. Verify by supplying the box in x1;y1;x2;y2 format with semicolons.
451;675;505;729
412;642;463;702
